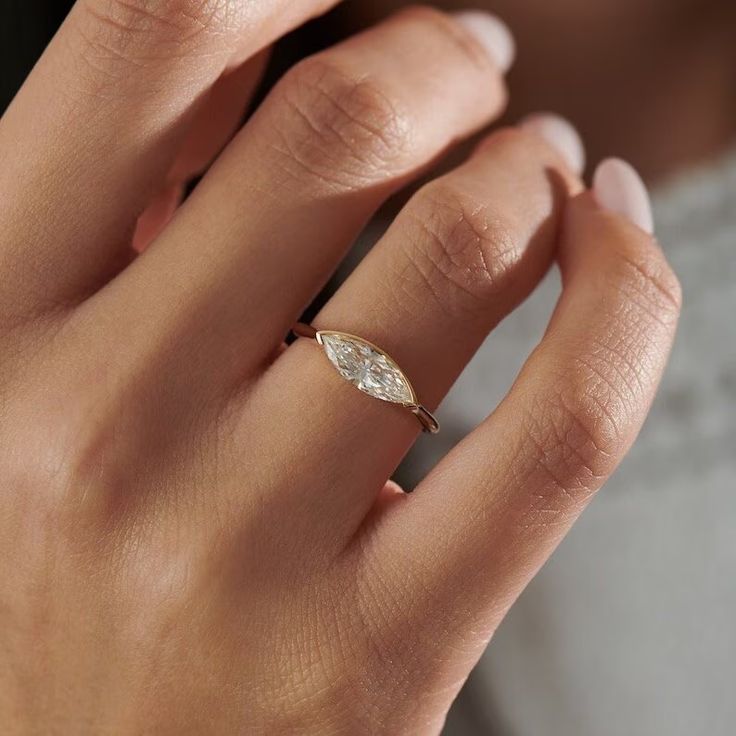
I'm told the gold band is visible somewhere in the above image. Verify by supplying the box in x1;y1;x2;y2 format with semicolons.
292;323;440;434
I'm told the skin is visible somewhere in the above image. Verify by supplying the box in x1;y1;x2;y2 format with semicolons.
0;2;682;734
356;0;736;179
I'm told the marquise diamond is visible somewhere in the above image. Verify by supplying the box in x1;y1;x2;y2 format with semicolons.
320;333;414;405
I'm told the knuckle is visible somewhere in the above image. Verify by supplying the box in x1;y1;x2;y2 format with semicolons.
11;410;111;511
552;373;627;475
611;235;683;323
76;0;230;69
273;57;414;190
2;375;128;520
397;180;522;318
523;377;625;510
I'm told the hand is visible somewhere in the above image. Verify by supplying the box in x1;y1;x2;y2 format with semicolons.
0;2;680;733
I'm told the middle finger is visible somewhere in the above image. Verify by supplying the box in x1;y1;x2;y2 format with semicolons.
84;7;512;398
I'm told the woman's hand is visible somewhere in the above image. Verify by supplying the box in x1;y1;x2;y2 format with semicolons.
0;2;680;733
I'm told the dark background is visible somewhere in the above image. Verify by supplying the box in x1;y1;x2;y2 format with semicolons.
1;1;71;111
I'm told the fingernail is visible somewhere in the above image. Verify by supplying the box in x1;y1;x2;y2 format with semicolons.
519;112;586;175
593;158;654;234
453;11;515;73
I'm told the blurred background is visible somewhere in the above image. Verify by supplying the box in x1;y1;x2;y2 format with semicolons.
3;1;735;734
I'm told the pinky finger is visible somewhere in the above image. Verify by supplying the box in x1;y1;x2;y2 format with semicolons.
355;164;681;705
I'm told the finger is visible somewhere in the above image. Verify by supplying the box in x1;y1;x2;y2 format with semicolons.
247;117;583;549
0;0;337;323
133;51;271;252
167;50;272;187
363;179;681;701
88;7;511;393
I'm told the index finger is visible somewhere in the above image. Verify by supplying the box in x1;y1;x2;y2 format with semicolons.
0;0;338;321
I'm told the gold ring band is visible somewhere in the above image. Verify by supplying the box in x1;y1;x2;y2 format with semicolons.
292;323;440;434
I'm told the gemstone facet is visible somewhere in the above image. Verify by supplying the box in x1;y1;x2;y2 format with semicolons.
319;332;415;405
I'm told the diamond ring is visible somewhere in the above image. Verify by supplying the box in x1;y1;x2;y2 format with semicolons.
292;323;440;434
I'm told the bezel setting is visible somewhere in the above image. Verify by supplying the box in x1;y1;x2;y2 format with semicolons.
317;331;417;406
291;323;440;434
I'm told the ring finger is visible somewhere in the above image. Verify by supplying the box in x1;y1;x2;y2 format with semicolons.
248;115;584;547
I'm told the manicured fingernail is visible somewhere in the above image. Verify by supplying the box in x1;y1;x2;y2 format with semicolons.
519;113;585;175
453;11;515;73
593;158;654;234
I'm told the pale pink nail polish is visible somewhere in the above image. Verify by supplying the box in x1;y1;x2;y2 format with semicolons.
593;158;654;234
453;11;515;73
520;113;586;174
